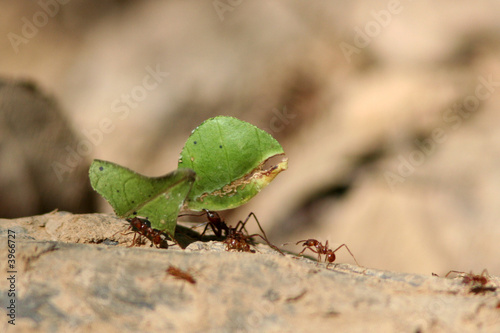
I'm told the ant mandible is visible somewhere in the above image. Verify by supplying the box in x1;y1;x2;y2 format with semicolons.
295;239;360;268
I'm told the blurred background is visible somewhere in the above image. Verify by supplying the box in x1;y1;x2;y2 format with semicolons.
1;0;499;275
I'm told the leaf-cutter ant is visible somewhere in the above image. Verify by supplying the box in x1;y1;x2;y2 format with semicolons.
208;210;285;255
295;239;359;268
444;269;497;294
120;217;174;249
182;209;284;255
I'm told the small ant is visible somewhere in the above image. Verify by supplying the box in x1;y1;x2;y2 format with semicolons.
444;269;497;294
295;239;360;267
445;270;488;285
166;265;196;285
122;217;172;249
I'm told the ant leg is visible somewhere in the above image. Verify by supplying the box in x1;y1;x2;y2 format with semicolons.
232;213;252;235
247;233;285;256
210;223;224;238
178;211;213;238
480;269;490;278
199;222;210;238
112;225;132;238
244;213;284;255
164;231;183;249
297;246;321;257
444;270;466;278
296;247;309;256
127;232;140;247
246;212;267;238
233;220;247;234
331;244;360;266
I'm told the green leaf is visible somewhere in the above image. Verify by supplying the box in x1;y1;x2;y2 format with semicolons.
178;116;288;211
89;159;195;235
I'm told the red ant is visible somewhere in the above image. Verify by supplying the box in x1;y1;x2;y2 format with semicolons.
183;209;284;255
445;270;489;285
223;217;255;253
121;217;173;249
200;209;230;238
208;210;284;255
295;239;360;267
444;269;497;294
166;265;196;285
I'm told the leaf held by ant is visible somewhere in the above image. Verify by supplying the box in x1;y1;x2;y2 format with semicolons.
89;159;195;236
178;116;288;211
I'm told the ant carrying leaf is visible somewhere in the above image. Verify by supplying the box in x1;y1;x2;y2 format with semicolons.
115;217;178;249
183;209;285;255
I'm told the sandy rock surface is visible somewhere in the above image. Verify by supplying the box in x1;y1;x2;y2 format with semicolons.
1;212;499;332
2;1;500;277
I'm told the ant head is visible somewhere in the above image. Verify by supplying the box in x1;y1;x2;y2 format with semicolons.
127;217;152;233
127;217;142;228
203;209;221;223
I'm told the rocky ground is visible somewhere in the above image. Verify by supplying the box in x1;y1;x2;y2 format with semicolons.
1;212;499;332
